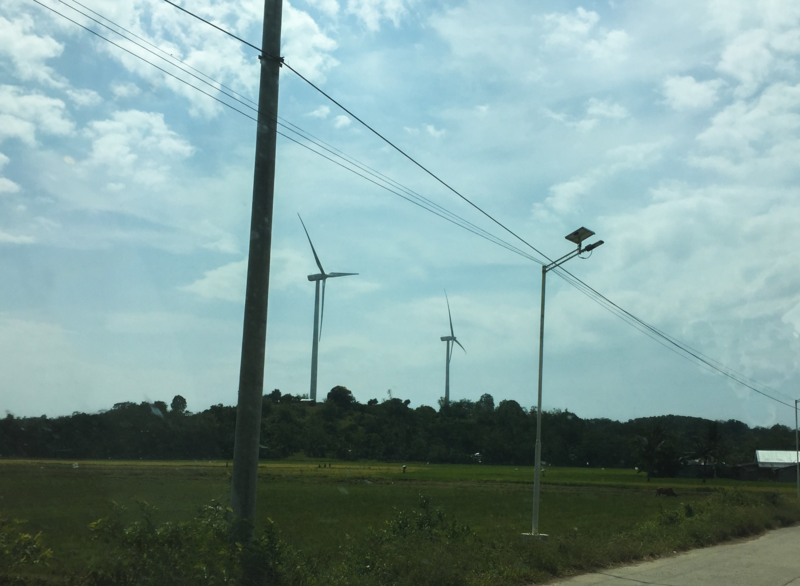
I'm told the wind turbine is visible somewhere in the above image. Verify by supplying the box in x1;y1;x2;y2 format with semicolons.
298;214;358;402
440;291;466;406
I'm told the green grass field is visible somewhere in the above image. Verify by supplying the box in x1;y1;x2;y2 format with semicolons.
1;458;798;584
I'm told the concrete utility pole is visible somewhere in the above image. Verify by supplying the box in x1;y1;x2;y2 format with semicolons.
230;0;283;526
795;399;798;500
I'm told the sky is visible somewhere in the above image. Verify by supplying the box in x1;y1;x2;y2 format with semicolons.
1;0;800;428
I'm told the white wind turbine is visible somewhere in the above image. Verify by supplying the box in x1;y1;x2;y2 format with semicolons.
298;215;358;402
440;291;466;406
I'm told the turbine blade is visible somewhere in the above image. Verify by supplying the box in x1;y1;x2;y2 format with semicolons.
327;272;358;277
445;290;454;337
454;338;466;354
319;278;326;341
298;214;325;274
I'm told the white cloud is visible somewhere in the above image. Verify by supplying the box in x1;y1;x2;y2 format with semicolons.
0;85;74;146
66;89;102;108
83;110;195;185
585;29;629;61
0;230;35;244
308;105;331;118
585;98;628;119
403;126;420;135
0;15;65;87
692;82;800;175
542;7;599;47
535;141;665;218
717;29;774;98
543;98;628;133
179;259;247;302
0;178;19;194
111;82;141;100
334;114;351;128
282;2;339;82
304;0;340;18
662;76;724;111
346;0;412;31
424;124;445;137
541;7;628;61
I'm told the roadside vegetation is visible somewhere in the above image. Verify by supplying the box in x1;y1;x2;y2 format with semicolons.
1;460;799;585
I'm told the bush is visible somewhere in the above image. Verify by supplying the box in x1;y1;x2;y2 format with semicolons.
84;500;309;586
0;516;52;578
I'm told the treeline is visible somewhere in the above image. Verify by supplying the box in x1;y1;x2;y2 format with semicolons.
0;387;795;476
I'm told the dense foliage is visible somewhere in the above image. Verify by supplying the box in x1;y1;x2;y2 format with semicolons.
5;489;800;586
0;387;795;473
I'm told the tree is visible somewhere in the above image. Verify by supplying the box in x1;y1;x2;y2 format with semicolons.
477;394;495;411
692;421;723;483
634;423;683;481
170;395;187;414
326;386;355;409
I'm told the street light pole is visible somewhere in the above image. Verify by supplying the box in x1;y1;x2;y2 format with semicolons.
525;228;604;539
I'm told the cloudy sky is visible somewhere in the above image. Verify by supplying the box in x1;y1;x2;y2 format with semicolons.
1;0;799;428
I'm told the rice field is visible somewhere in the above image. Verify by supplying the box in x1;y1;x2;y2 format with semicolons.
0;458;796;582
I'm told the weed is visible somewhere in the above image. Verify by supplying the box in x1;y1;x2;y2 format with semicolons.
0;516;52;578
83;500;309;586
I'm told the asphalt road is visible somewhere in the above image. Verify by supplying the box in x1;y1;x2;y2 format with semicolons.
550;525;800;585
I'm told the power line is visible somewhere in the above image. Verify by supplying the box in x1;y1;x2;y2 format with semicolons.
36;0;541;264
36;0;796;412
551;267;796;409
158;0;553;265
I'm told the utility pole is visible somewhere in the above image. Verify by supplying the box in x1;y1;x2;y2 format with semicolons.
795;399;798;500
230;0;283;527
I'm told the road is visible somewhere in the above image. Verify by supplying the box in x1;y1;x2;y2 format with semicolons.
550;525;800;585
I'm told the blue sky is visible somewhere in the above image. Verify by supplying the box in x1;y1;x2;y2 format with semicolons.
1;0;799;428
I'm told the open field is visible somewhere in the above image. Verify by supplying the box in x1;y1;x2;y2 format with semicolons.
1;458;798;584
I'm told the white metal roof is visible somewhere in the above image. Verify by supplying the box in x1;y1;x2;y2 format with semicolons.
756;450;799;468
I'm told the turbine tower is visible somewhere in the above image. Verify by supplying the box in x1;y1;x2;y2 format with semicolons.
440;291;466;406
299;215;358;402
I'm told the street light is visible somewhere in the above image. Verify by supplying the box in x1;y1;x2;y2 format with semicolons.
795;399;798;500
523;227;604;539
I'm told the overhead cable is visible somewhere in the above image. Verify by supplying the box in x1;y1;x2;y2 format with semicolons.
35;0;541;264
38;0;795;411
158;0;553;264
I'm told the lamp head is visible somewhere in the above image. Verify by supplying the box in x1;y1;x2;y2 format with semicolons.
583;240;604;253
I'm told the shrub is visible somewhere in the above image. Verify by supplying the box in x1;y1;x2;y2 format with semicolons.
84;500;309;586
0;516;52;578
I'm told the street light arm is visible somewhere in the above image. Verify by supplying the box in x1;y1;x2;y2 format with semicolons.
545;248;583;272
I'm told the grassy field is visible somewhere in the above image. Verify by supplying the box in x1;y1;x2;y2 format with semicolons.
1;458;798;584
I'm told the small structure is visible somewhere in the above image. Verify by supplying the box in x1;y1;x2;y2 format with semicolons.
733;450;798;482
757;451;798;483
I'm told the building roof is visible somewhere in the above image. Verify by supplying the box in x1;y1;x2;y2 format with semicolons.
756;450;799;468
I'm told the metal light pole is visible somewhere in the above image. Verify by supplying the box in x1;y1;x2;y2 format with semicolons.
524;227;604;539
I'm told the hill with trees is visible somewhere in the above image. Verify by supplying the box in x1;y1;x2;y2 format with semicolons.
1;387;795;478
